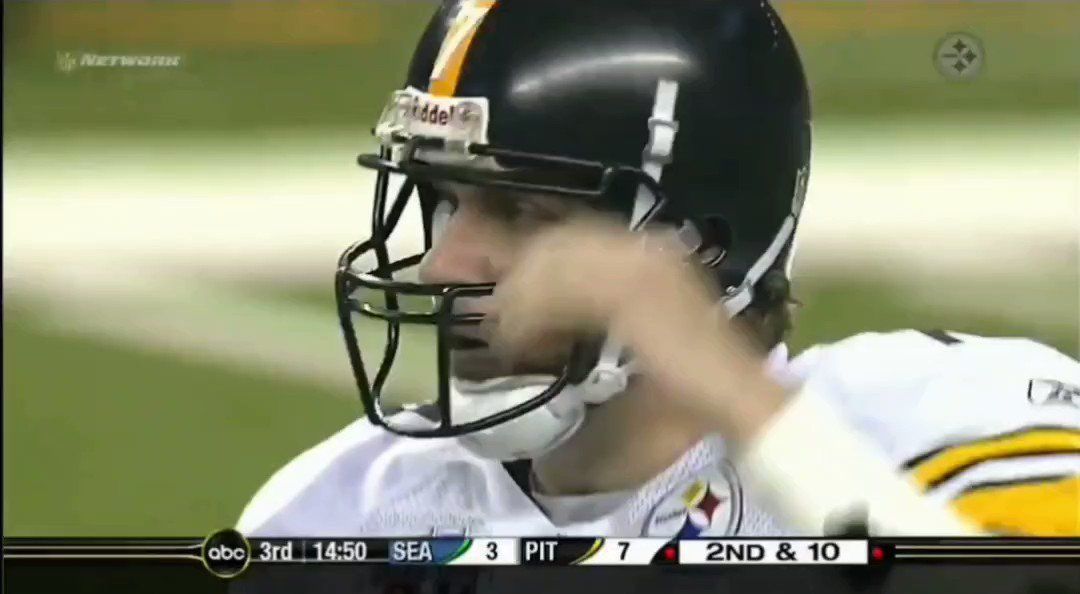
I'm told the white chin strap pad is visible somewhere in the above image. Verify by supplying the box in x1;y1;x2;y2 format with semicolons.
450;368;630;461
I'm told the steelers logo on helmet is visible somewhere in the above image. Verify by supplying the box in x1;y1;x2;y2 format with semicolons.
643;464;742;537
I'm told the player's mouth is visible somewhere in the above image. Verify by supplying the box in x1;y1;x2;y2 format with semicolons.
448;332;575;381
447;333;488;351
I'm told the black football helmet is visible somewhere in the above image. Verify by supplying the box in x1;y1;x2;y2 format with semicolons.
336;0;811;459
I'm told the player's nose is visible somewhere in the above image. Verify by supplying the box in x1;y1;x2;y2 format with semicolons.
418;213;502;285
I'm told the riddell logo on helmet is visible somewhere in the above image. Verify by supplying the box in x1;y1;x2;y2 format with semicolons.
383;88;489;145
410;98;456;127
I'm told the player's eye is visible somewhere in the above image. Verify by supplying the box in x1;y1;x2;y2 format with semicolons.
517;200;563;225
479;196;523;223
481;196;564;227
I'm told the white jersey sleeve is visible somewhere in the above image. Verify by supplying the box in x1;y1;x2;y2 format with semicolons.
787;330;1080;535
235;413;494;537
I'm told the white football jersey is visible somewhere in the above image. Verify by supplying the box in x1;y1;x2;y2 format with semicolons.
237;330;1080;537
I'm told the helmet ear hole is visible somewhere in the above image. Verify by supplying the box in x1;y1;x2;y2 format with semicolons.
695;215;733;268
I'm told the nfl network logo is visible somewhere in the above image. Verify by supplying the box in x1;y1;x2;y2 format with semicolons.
55;51;183;74
55;51;78;74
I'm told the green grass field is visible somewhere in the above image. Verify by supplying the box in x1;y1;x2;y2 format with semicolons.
3;1;1078;135
5;269;1076;536
3;306;357;535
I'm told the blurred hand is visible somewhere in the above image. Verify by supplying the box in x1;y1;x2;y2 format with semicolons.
489;214;789;443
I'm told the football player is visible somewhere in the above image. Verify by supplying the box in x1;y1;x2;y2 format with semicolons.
238;0;1079;538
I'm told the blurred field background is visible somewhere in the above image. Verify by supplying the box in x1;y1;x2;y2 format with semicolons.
3;0;1077;536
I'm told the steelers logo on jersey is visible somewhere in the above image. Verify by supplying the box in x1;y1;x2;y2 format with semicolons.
642;463;742;537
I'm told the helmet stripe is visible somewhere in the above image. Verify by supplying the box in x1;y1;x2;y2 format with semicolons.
429;0;496;97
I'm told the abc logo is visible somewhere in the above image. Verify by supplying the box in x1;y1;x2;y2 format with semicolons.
202;528;251;579
208;546;246;561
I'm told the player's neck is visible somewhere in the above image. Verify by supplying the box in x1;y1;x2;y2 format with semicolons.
531;379;706;496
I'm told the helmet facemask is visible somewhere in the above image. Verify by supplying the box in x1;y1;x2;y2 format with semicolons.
335;89;670;460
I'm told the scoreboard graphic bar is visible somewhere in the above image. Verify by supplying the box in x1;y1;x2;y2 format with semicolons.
249;538;520;566
387;538;519;566
7;535;1080;578
679;539;868;565
871;538;1080;564
520;538;676;565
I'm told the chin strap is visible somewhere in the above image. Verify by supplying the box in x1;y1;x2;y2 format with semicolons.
720;213;796;317
635;78;680;225
579;341;634;404
721;164;808;317
577;79;681;405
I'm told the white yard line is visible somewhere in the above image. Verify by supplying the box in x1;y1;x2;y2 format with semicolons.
5;122;1075;279
4;121;1077;386
11;277;358;395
